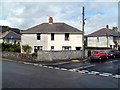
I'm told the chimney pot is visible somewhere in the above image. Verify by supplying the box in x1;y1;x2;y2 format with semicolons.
49;17;53;24
106;25;109;29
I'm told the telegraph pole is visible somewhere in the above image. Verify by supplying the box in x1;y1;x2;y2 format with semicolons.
82;6;85;58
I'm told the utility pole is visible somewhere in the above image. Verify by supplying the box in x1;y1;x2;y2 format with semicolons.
82;6;85;58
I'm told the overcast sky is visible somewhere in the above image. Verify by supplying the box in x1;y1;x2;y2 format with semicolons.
0;0;119;35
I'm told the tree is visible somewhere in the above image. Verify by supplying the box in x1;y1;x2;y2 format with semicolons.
22;45;32;54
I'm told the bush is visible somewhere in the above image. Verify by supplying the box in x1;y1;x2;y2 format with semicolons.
2;43;21;52
22;45;32;54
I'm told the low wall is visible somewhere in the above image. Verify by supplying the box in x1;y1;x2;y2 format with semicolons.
2;50;88;62
37;50;88;61
2;51;35;62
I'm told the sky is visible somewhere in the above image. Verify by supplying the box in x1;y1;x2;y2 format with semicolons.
0;0;119;35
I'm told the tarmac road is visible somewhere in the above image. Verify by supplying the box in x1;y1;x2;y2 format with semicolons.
2;59;119;88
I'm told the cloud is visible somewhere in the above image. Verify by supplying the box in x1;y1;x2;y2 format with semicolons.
0;1;118;34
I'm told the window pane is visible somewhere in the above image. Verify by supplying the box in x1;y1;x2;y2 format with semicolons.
51;33;54;40
65;33;69;40
37;33;41;40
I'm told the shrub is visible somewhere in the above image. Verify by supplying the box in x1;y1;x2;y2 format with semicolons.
22;45;32;54
2;42;21;52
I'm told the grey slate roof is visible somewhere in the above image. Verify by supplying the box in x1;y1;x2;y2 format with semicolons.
2;31;21;40
87;28;120;37
21;23;82;34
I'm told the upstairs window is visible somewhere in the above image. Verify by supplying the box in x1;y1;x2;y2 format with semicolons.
51;33;54;40
37;33;41;40
65;33;69;41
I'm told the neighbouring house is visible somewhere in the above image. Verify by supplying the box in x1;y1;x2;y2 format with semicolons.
21;17;83;53
87;25;120;49
0;29;21;44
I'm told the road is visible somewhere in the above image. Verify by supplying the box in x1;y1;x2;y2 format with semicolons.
2;58;119;88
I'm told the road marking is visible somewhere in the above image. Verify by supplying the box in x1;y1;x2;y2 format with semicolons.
88;71;100;75
34;64;39;66
68;69;74;72
81;70;89;73
112;75;120;79
54;67;60;70
90;71;100;74
23;62;31;64
78;70;86;73
99;73;112;77
48;66;53;69
61;68;68;71
43;66;47;68
74;64;95;70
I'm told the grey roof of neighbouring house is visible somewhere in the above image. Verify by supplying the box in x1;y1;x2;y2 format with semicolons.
2;30;21;40
21;23;82;34
87;28;120;37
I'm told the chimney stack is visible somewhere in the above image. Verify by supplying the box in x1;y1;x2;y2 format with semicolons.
49;17;53;24
112;27;118;31
106;25;109;29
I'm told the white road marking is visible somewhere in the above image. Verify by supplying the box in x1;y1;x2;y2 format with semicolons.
61;68;68;71
112;75;120;79
74;64;95;70
34;64;38;66
78;70;86;73
23;62;31;64
81;70;89;73
48;66;53;69
39;64;43;66
68;69;74;72
88;71;100;75
99;73;112;77
43;66;47;68
54;67;60;70
90;71;100;74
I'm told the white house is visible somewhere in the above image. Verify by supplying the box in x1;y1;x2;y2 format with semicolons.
87;25;120;49
21;17;83;53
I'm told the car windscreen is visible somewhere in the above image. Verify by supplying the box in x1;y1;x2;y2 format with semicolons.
92;51;98;54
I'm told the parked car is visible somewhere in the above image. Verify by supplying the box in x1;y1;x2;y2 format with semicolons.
105;50;120;58
89;50;108;60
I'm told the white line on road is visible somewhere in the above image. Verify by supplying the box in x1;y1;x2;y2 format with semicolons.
34;64;39;66
61;68;68;71
43;66;48;68
78;70;86;73
81;70;89;73
54;67;60;70
99;73;112;77
68;69;75;72
112;75;120;79
48;66;53;69
74;64;95;70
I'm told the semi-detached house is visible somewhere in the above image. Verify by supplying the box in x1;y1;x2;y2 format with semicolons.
87;25;120;49
21;17;83;53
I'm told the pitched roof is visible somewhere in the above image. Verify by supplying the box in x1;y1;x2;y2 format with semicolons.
87;28;120;37
2;30;21;40
21;23;82;34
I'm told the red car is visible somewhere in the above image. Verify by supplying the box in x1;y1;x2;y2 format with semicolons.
89;50;108;60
